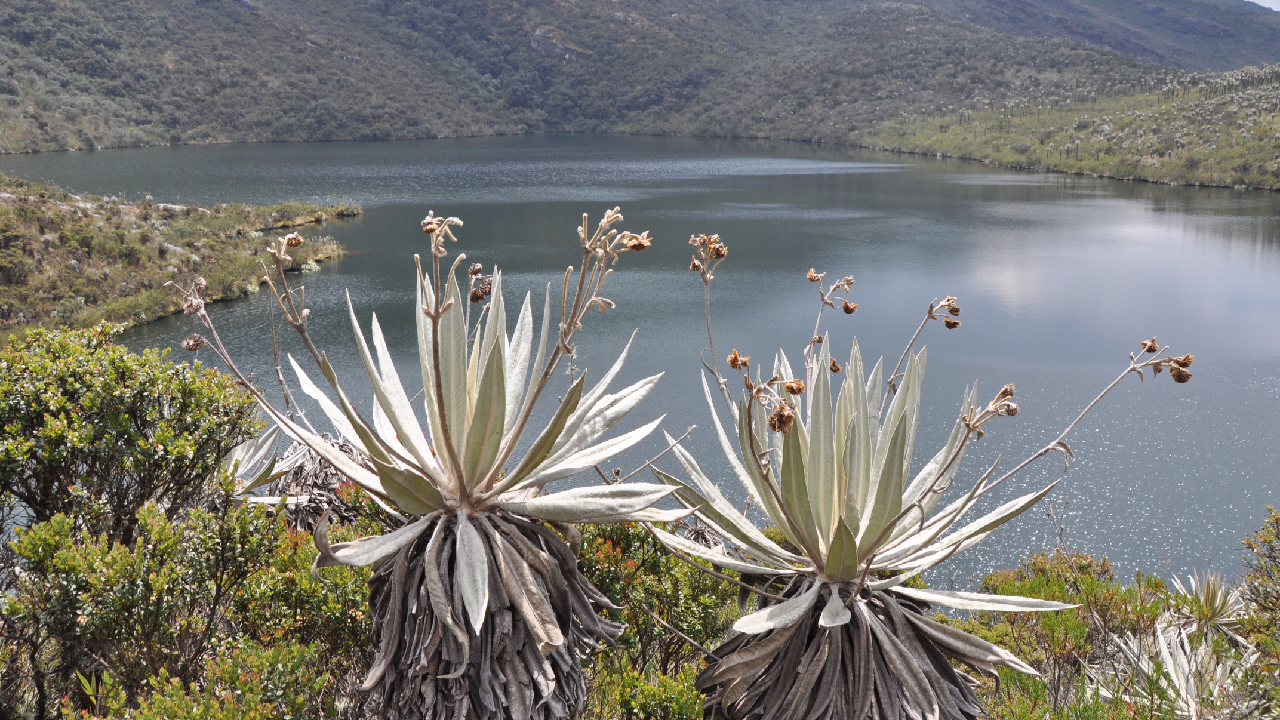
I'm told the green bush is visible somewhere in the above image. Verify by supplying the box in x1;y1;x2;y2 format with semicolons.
65;641;330;720
0;323;259;544
4;501;279;710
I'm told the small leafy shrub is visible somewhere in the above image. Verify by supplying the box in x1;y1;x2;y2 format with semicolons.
580;522;737;677
65;641;330;720
0;323;259;544
5;501;279;709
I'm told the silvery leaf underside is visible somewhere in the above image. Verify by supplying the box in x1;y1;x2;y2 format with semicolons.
698;579;1034;720
360;511;624;720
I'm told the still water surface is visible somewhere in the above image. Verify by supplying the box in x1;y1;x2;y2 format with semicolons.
6;135;1279;586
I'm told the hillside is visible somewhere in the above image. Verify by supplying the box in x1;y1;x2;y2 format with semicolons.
0;173;354;336
852;64;1280;190
1;0;1277;154
923;0;1280;71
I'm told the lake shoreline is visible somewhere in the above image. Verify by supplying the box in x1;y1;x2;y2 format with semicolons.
0;172;359;344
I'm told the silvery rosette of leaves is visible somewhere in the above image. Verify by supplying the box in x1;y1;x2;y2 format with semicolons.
183;210;679;720
652;259;1196;720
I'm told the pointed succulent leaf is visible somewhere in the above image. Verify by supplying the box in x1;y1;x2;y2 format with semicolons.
455;512;489;634
500;373;586;489
819;586;852;627
548;332;637;457
438;271;469;457
368;455;446;514
463;340;505;488
899;609;1039;676
541;373;662;470
824;519;861;582
289;355;367;452
517;415;664;490
586;507;696;524
504;292;534;438
655;465;806;566
495;482;674;522
891;586;1077;612
733;580;821;634
648;525;793;575
808;339;839;545
313;511;437;570
779;422;822;556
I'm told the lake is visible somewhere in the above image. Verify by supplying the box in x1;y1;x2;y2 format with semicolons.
5;135;1279;586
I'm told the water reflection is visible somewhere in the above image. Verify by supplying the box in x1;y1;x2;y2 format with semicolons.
6;135;1278;585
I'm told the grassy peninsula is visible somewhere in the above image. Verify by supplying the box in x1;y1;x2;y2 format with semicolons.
854;64;1280;191
0;174;357;338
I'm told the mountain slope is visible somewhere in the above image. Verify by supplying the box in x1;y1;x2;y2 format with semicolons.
925;0;1280;70
0;0;1275;154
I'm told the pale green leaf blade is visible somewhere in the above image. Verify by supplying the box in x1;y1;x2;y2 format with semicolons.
462;338;505;489
540;373;662;470
495;482;674;522
439;270;469;458
808;339;837;545
891;586;1077;613
313;513;436;569
548;331;638;458
779;422;821;555
517;415;664;490
733;580;821;634
455;513;489;634
587;507;697;524
824;518;861;582
818;586;851;627
649;525;792;576
369;313;448;479
498;373;586;491
289;355;366;452
504;291;534;439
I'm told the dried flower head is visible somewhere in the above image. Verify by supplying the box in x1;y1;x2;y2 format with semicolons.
708;238;727;259
421;212;443;233
812;336;824;344
1002;402;1019;417
622;231;652;252
997;383;1016;400
194;276;207;293
284;232;305;247
1140;336;1160;354
784;379;806;395
948;307;960;317
830;359;842;373
806;268;824;283
690;256;704;272
767;402;796;434
1172;354;1194;368
944;319;961;329
842;300;859;314
727;349;750;370
182;334;208;352
1170;366;1193;383
468;263;484;277
182;295;204;315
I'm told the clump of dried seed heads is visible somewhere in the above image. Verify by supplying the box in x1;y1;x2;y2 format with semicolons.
689;234;728;281
727;349;750;370
784;379;805;395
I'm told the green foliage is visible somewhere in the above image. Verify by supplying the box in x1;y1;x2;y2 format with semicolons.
580;522;737;677
6;502;279;704
1241;505;1280;705
0;175;353;336
65;641;330;720
0;323;259;542
855;64;1280;191
587;660;702;720
579;522;736;719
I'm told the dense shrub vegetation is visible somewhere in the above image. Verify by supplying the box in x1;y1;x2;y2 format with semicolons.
1;326;1276;719
855;64;1280;190
0;174;353;337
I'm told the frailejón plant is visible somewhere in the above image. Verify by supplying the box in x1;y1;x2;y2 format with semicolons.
178;210;682;719
653;246;1195;720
